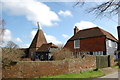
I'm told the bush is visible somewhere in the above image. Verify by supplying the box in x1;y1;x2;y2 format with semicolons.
52;48;73;60
2;48;25;68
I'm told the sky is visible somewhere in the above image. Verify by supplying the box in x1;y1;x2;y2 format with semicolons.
1;0;118;48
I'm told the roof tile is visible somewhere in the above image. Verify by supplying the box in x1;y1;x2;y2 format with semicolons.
69;27;117;41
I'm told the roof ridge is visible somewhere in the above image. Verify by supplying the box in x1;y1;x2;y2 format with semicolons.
98;27;109;34
97;27;107;35
35;30;39;46
98;27;117;41
79;27;98;32
69;26;117;41
29;30;39;48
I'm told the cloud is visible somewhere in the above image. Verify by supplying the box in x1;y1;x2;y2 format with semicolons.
62;34;69;38
0;29;24;47
58;10;72;17
2;29;22;43
24;44;30;48
30;30;62;45
15;37;22;43
21;43;30;48
74;21;97;30
31;30;37;39
44;33;62;45
3;29;12;42
1;0;59;26
0;29;27;48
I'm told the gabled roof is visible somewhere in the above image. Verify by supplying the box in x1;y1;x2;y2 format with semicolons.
29;29;47;48
36;43;58;52
69;27;117;41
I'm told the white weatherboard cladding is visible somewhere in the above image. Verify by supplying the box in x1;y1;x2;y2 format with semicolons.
49;48;58;52
106;39;117;59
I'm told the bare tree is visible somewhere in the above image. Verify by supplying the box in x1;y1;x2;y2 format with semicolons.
2;48;25;68
52;48;73;60
0;18;5;27
5;41;19;49
2;42;24;68
57;44;64;50
0;18;5;44
75;0;120;16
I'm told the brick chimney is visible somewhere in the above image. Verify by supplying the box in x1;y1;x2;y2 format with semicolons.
74;26;79;35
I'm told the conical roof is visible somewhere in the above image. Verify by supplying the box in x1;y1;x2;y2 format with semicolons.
29;29;47;51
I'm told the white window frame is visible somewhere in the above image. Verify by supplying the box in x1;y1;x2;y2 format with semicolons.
74;40;80;49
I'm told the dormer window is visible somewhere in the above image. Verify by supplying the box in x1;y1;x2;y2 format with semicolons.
74;40;80;49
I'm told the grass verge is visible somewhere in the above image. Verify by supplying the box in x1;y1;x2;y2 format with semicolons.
112;66;119;69
30;69;105;79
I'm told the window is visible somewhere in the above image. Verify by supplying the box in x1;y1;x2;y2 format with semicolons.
96;52;98;55
95;52;97;55
74;40;80;48
100;51;103;55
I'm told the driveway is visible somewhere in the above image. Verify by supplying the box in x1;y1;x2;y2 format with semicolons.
91;68;119;80
100;71;118;78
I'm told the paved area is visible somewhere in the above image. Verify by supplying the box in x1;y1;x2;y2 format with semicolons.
100;71;118;78
91;71;119;80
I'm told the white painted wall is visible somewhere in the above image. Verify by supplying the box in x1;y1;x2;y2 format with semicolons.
106;39;117;59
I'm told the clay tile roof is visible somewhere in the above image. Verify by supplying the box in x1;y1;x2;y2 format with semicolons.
36;43;58;52
29;29;47;48
69;27;117;41
99;28;117;41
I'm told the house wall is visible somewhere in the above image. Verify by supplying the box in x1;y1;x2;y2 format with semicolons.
64;36;106;52
36;52;49;61
106;39;117;59
49;48;58;52
29;48;39;58
29;47;39;53
106;39;117;55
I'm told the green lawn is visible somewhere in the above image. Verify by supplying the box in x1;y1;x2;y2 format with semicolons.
30;69;105;79
112;66;119;69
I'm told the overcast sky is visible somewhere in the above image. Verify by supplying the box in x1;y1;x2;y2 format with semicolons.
1;0;118;48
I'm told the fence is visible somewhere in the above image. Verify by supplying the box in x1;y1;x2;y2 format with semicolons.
96;55;114;68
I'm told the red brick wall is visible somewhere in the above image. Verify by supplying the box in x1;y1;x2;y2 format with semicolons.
64;36;106;52
3;55;96;78
3;60;69;78
68;55;96;73
3;55;114;78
